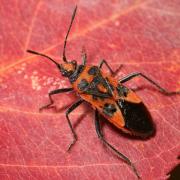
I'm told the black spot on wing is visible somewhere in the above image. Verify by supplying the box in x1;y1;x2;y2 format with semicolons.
78;79;89;91
117;84;129;97
103;103;117;117
80;75;111;99
117;99;154;137
93;76;102;84
90;76;114;97
86;90;110;98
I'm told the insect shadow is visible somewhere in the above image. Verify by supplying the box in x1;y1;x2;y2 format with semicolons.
167;156;180;180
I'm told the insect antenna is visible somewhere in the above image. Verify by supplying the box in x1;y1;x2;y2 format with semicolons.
62;5;77;62
27;50;61;69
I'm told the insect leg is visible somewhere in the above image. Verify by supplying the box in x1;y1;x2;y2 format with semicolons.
98;59;115;75
39;88;73;111
94;109;140;179
119;72;180;95
81;47;87;65
98;59;123;76
66;99;84;151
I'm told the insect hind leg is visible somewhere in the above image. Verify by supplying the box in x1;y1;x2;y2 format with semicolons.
39;88;73;112
119;72;180;95
94;109;140;179
66;99;84;151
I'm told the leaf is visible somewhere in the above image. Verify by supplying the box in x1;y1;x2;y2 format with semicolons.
0;1;180;179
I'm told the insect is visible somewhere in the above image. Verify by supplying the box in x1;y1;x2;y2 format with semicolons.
27;6;180;179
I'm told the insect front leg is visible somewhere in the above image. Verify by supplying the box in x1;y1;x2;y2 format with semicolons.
81;47;87;65
39;88;73;111
119;72;180;95
94;109;140;179
98;59;123;76
66;99;84;151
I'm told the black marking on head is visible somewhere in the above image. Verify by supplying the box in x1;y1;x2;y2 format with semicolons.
69;65;84;83
88;66;99;75
117;99;154;137
60;68;74;77
78;79;89;91
103;103;117;117
117;84;129;97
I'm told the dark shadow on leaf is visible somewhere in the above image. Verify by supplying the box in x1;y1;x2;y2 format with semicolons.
130;86;149;92
112;64;124;77
39;102;73;113
73;109;90;129
167;158;180;180
55;103;74;112
56;101;91;129
131;85;179;96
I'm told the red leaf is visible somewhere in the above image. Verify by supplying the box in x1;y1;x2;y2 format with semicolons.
0;1;180;179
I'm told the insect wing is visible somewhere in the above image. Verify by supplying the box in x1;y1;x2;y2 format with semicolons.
80;93;125;128
117;99;155;137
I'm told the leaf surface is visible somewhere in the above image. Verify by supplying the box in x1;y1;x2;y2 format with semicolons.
0;1;180;180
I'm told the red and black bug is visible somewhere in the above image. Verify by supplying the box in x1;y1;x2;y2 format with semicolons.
27;6;180;179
